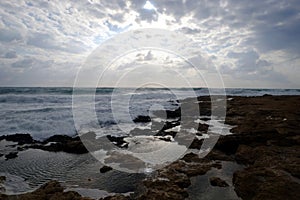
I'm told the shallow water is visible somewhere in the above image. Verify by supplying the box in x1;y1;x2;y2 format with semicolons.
187;161;243;200
0;148;145;197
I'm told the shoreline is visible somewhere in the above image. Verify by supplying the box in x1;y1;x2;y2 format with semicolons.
1;95;300;199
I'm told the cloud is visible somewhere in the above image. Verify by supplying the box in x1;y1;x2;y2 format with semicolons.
0;0;299;88
0;29;23;42
11;58;35;68
144;50;153;60
3;51;17;59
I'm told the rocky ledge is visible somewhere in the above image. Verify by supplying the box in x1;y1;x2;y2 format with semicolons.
100;95;300;200
0;134;89;157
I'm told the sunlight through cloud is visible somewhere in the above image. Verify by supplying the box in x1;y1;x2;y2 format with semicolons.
143;1;157;11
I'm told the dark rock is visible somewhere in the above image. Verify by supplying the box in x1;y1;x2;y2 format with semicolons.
99;95;300;200
139;169;190;200
63;140;88;154
263;94;272;97
106;135;128;148
0;176;6;182
214;131;283;155
157;136;173;142
5;152;18;160
43;134;75;144
188;138;203;149
151;113;181;134
133;115;151;123
209;177;229;187
200;117;210;121
206;149;234;161
0;133;35;145
30;136;88;154
100;195;130;200
166;108;181;119
153;108;181;119
100;165;113;173
197;123;209;132
233;167;300;200
181;152;202;163
0;180;91;200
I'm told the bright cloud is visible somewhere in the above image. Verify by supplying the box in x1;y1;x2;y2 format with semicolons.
0;0;299;88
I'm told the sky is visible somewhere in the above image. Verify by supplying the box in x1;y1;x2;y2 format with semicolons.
0;0;299;88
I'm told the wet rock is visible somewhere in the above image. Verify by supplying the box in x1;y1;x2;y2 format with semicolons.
157;135;173;142
181;153;202;163
153;107;181;119
139;172;190;200
0;133;35;145
106;135;128;148
100;194;130;200
209;177;229;187
30;136;88;154
206;149;234;161
0;180;91;200
200;117;210;121
133;115;151;123
214;131;282;155
95;95;300;200
233;167;300;200
235;145;256;164
5;152;18;160
43;134;75;144
188;138;203;149
62;140;88;154
100;166;113;173
197;123;209;132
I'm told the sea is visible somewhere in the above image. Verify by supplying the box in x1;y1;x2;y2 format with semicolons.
0;87;300;198
1;87;299;140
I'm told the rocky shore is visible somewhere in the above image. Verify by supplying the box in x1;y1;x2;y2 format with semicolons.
1;95;300;199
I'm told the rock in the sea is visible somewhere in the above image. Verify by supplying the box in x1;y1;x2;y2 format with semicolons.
0;133;35;145
197;123;209;132
209;177;229;187
43;134;76;144
100;166;113;173
30;135;89;154
5;152;18;160
106;135;128;148
153;107;181;119
133;115;151;123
